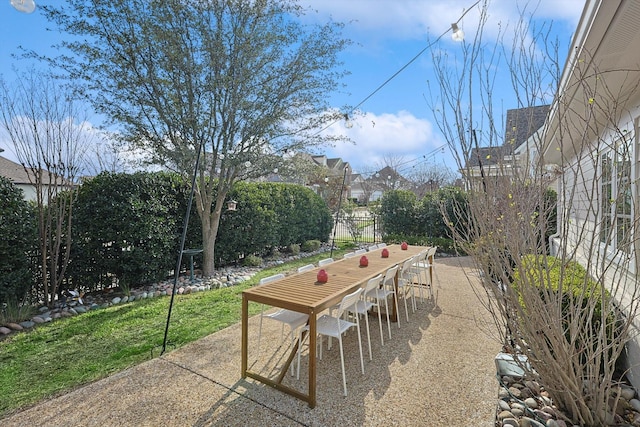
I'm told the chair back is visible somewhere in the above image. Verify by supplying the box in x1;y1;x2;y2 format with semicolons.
414;250;428;265
427;246;437;261
318;258;334;266
377;242;387;248
335;288;364;318
363;274;383;294
355;249;366;255
297;264;315;273
343;252;356;258
368;244;378;251
382;264;398;289
259;273;284;285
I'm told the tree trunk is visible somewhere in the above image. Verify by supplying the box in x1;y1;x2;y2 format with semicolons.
201;191;226;277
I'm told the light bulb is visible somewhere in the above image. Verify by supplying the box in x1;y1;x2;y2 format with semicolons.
11;0;36;13
451;23;464;42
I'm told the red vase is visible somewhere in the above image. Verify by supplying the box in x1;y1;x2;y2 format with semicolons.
381;248;389;258
359;256;369;267
317;269;328;283
401;242;408;250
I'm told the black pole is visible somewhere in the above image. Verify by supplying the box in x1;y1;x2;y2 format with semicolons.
161;140;204;355
472;129;487;193
330;167;348;258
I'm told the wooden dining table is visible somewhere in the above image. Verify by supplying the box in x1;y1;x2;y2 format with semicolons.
241;244;426;408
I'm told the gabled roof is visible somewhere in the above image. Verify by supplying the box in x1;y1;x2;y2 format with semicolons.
0;155;73;187
466;105;550;168
504;105;550;149
0;156;31;184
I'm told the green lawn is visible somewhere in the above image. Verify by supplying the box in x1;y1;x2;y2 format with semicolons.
0;251;344;418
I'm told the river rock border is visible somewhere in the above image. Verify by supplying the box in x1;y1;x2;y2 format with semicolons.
495;372;640;426
0;246;342;339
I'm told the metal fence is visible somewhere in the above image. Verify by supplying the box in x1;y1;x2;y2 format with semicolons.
330;214;379;244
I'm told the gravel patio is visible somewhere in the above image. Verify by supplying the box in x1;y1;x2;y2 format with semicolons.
2;256;501;426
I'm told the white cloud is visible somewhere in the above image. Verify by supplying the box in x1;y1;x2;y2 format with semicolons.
301;0;584;41
322;110;448;173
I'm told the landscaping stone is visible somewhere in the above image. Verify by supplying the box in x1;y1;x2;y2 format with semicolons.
0;326;11;335
19;321;35;329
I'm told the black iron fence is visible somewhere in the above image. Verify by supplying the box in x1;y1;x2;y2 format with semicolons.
331;215;379;244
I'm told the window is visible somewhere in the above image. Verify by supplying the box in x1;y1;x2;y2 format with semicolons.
600;134;633;254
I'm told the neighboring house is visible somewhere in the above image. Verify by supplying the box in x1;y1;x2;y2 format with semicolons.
541;0;640;391
0;156;74;202
368;166;410;201
465;105;549;192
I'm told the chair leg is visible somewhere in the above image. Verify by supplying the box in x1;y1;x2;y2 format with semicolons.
376;302;385;346
402;288;410;322
355;319;365;375
393;292;401;328
384;297;392;338
363;312;372;360
338;335;347;396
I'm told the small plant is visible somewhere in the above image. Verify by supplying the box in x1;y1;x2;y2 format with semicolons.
288;243;301;255
301;240;321;252
0;300;36;324
243;254;263;267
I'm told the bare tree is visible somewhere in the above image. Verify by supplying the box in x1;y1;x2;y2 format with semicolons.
0;72;91;305
427;1;640;425
404;162;456;198
39;0;350;275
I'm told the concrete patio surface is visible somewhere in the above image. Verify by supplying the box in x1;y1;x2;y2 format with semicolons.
2;256;501;426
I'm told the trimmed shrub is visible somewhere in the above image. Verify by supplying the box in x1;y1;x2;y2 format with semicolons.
513;255;618;361
215;183;331;265
242;254;263;267
0;177;36;305
301;239;321;252
69;171;194;290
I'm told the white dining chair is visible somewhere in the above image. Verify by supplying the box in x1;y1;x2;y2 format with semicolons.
355;249;366;255
367;244;378;251
348;274;383;357
377;242;387;248
398;257;417;318
343;252;357;258
297;288;365;396
297;263;315;273
257;274;309;375
365;264;399;338
412;246;437;299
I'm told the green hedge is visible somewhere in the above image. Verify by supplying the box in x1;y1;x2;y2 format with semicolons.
377;187;469;253
68;172;196;290
0;177;36;305
216;182;332;265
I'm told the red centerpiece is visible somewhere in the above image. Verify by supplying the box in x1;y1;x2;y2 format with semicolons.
359;255;369;267
381;248;389;258
317;269;328;283
401;241;408;250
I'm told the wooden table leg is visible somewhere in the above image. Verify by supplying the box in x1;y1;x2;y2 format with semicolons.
241;295;248;377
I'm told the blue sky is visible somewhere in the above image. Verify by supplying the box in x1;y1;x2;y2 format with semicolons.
0;0;585;175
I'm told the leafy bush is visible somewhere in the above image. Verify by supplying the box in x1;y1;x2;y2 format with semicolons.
69;172;194;290
513;255;617;359
0;177;36;305
288;244;301;255
242;254;263;267
302;239;321;252
216;183;331;264
378;187;468;254
378;190;417;236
